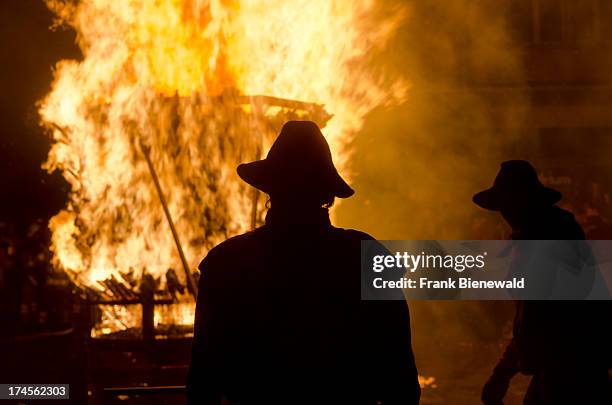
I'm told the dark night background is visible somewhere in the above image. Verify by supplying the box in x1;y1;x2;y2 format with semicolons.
0;1;77;229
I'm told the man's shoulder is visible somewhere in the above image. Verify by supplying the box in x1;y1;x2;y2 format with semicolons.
211;227;376;248
218;230;260;249
550;206;585;238
551;206;577;221
198;229;262;270
199;226;377;271
329;226;376;242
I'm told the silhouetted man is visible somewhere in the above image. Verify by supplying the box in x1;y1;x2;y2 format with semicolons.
475;160;611;405
187;121;420;405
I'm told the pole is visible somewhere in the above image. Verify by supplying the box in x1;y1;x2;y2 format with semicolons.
141;275;155;341
250;188;259;230
140;140;198;298
250;144;261;230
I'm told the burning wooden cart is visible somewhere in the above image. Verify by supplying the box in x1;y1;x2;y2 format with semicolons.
62;94;332;403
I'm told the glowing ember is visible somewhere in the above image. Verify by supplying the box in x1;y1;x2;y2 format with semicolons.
418;375;437;389
39;0;407;334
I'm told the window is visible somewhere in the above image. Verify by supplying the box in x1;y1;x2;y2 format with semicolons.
507;0;534;43
534;0;599;43
600;0;612;41
538;0;563;42
566;1;597;41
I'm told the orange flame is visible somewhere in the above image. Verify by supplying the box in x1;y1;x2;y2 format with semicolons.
40;0;408;334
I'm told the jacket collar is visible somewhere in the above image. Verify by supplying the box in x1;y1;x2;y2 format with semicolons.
264;206;332;228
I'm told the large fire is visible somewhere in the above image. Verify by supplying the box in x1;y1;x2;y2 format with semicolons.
39;0;408;335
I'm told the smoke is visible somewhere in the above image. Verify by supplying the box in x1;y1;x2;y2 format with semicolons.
335;1;533;400
337;0;529;240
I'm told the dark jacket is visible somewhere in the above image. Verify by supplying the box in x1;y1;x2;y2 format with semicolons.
187;207;420;405
491;206;611;404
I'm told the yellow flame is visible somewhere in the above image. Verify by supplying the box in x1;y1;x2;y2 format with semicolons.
40;0;407;333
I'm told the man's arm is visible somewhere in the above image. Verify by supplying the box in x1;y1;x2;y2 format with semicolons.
186;255;224;405
481;340;520;405
368;299;421;405
359;237;420;404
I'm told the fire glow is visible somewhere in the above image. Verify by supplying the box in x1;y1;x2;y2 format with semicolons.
39;0;408;335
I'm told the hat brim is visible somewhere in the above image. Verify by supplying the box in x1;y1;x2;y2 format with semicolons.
237;159;354;199
473;186;562;211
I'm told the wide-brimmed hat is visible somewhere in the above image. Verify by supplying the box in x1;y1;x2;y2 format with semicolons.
237;121;354;198
473;160;561;211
